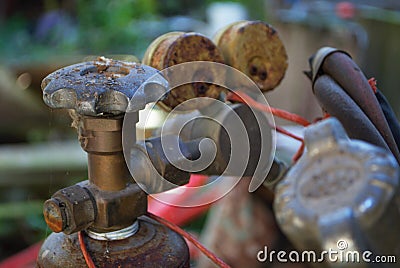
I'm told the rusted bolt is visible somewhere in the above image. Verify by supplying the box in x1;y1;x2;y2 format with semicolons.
43;198;67;233
43;185;96;234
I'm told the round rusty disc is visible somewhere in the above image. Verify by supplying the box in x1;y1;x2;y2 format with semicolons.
143;32;226;111
214;20;288;92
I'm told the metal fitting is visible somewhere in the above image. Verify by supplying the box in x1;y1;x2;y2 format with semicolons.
86;221;139;241
274;118;400;267
83;181;147;233
125;135;200;194
143;136;200;186
161;102;275;178
40;58;168;234
76;116;131;191
262;157;287;189
43;185;96;234
193;103;273;177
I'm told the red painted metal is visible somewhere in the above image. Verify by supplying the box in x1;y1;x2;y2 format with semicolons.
0;242;42;268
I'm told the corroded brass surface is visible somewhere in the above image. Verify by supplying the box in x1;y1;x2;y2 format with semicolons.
143;32;226;110
43;115;148;233
87;153;130;191
79;116;147;231
214;20;288;92
75;116;130;191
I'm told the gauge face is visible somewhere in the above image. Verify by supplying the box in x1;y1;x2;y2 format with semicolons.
298;152;364;212
214;20;288;92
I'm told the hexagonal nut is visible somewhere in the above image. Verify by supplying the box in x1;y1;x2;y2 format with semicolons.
44;185;96;234
83;182;147;232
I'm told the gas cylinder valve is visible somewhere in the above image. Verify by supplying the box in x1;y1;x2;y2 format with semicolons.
37;57;190;268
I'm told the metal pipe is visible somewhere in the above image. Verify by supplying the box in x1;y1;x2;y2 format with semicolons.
87;153;130;191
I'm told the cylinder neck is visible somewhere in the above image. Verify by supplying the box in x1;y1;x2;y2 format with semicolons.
87;153;130;191
73;115;131;191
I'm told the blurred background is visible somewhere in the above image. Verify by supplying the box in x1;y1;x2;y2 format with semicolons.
0;0;400;264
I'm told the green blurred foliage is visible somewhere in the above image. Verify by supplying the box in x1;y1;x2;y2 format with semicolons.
76;0;158;54
0;0;160;62
0;0;266;62
0;201;46;260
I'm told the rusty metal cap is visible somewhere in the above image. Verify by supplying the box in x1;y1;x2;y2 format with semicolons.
41;57;168;116
214;20;288;92
143;32;225;111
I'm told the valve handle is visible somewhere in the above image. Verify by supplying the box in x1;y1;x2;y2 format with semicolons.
41;57;167;116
